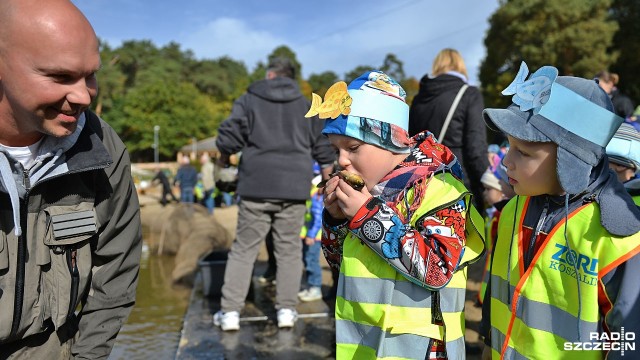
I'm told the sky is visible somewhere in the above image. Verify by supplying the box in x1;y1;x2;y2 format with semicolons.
73;0;500;85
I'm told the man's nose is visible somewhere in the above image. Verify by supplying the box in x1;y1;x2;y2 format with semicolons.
67;77;97;106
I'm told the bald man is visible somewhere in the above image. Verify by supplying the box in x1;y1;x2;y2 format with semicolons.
0;1;142;359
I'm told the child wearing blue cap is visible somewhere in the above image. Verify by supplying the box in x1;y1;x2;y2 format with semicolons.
306;71;485;359
606;122;640;204
480;62;640;359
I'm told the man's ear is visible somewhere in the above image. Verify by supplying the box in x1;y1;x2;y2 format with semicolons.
265;70;276;80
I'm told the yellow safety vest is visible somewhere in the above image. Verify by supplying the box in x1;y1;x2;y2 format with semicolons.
478;213;498;305
336;172;485;360
489;196;640;359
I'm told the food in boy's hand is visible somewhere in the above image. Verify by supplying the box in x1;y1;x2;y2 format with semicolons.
317;170;365;191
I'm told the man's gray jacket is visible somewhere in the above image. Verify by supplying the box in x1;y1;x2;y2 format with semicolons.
216;76;334;201
0;110;142;358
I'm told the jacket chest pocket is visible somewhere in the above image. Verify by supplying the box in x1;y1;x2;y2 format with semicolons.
39;204;96;329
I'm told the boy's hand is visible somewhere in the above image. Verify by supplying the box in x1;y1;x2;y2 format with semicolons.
304;237;315;246
332;178;371;219
323;176;346;220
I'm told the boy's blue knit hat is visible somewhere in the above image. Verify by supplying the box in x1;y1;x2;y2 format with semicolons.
305;71;411;153
606;122;640;173
483;62;624;194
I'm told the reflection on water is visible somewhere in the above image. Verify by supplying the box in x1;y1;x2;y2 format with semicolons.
109;246;191;360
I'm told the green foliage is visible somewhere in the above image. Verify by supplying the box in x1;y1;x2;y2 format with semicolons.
344;65;376;82
189;56;249;101
111;80;217;162
401;77;420;105
480;0;618;108
380;53;406;82
250;61;267;83
611;0;640;103
343;53;405;83
92;40;246;161
307;71;339;97
95;41;126;116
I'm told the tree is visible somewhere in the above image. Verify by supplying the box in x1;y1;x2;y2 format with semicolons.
189;56;249;102
307;71;339;97
480;0;618;108
94;40;126;116
113;40;161;88
401;77;420;105
249;61;267;83
611;0;640;104
109;80;218;162
380;53;406;82
345;65;375;82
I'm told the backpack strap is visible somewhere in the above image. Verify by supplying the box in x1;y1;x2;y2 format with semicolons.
437;84;469;143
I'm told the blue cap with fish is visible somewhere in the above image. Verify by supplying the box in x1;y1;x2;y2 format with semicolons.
305;71;411;153
483;62;624;194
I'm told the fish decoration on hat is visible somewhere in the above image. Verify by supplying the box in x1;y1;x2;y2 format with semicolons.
502;62;558;114
305;81;352;119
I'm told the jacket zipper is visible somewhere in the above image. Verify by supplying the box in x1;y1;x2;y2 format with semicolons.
66;248;80;322
9;163;108;337
10;169;30;337
524;198;549;269
416;192;486;268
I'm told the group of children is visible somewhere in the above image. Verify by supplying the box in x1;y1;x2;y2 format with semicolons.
308;64;640;359
210;62;640;358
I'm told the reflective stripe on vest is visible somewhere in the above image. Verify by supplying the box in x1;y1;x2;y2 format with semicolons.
490;196;640;359
490;273;598;348
341;275;465;312
337;318;466;360
336;172;485;359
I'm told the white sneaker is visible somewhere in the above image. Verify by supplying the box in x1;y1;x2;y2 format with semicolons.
258;274;276;285
298;287;322;302
277;308;298;328
213;310;240;331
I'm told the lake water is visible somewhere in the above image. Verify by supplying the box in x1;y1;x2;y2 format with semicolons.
108;248;191;360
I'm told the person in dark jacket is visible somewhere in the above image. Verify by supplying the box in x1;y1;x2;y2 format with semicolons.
0;1;142;358
152;168;178;206
409;48;489;211
173;155;198;203
213;57;335;330
595;70;636;119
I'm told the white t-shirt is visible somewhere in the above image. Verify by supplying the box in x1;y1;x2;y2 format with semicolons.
0;138;44;169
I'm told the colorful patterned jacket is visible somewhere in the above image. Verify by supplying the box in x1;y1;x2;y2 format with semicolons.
322;131;484;288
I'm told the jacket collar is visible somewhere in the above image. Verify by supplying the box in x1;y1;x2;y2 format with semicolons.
0;110;112;194
531;158;640;237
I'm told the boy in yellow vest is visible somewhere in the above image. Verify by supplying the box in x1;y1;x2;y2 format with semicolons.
307;71;485;359
480;62;640;359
